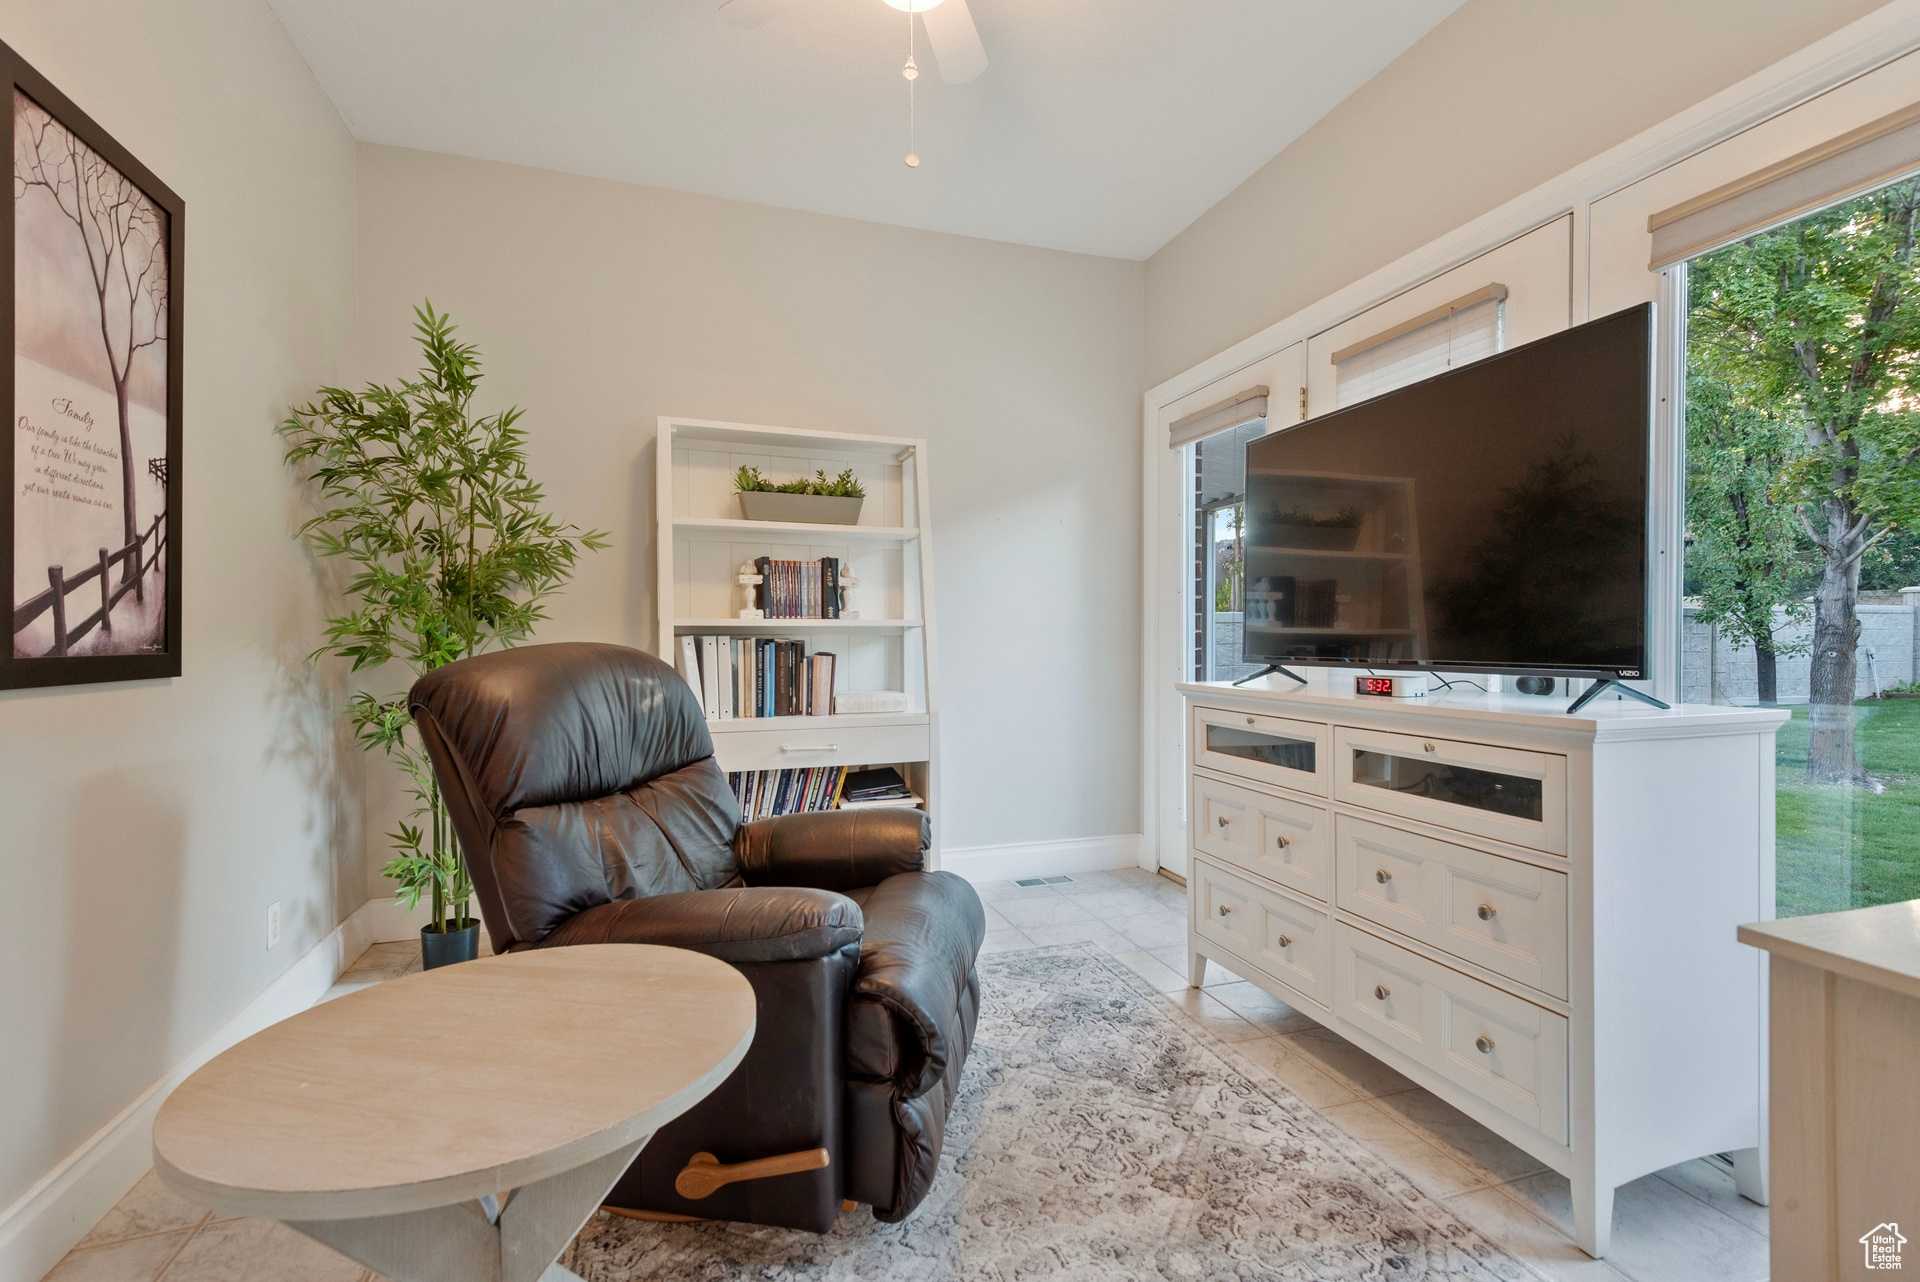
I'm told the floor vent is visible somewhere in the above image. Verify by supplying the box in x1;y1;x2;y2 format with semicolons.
1014;876;1075;887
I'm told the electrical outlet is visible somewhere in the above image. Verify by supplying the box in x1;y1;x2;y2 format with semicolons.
267;901;281;950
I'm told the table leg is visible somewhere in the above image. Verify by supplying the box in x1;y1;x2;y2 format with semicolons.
288;1135;648;1282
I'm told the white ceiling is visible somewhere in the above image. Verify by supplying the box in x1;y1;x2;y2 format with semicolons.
268;0;1464;261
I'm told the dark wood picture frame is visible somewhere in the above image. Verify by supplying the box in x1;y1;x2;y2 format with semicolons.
1;39;184;690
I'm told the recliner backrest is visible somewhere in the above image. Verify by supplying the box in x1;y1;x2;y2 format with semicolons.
409;641;742;950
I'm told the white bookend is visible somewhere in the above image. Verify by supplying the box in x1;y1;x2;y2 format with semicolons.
833;690;910;715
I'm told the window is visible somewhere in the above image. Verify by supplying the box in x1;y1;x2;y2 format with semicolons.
1680;175;1920;917
1191;418;1270;682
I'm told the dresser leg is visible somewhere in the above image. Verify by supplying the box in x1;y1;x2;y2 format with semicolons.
1571;1169;1613;1259
1730;1147;1768;1205
1188;949;1208;988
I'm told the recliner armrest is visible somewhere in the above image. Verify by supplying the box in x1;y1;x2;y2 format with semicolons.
737;808;930;893
847;871;986;1100
530;885;863;964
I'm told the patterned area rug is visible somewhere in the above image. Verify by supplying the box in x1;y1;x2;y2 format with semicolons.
565;944;1541;1281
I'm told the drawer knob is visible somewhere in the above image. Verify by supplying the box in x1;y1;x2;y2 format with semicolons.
1217;904;1231;917
1423;741;1436;753
1477;903;1497;921
1217;815;1230;828
1274;835;1291;849
1374;984;1391;1001
1476;1035;1496;1054
1276;934;1293;948
1374;869;1392;884
1247;716;1256;724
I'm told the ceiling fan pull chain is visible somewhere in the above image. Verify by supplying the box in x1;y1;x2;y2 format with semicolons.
904;7;920;167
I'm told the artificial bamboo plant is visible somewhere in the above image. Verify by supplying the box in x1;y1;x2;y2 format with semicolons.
282;303;607;934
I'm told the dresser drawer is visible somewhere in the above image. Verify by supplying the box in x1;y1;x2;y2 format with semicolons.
1333;923;1568;1142
707;718;930;773
1191;773;1330;901
1192;857;1332;1009
1334;815;1568;998
1332;725;1567;855
1191;705;1331;796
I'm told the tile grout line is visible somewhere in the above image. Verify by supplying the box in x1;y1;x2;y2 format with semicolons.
61;1211;213;1255
148;1213;211;1282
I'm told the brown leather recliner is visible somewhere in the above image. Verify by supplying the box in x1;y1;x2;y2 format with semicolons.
408;641;986;1232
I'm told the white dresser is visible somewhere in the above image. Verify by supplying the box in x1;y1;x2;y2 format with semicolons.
1178;679;1787;1258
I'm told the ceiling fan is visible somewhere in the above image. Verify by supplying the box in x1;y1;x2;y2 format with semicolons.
716;0;989;85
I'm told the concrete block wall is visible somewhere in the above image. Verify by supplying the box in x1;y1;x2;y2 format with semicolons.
1681;593;1920;705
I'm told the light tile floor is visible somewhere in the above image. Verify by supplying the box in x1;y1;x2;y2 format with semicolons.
47;876;1772;1282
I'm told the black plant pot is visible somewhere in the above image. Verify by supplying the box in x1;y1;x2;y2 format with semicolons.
421;918;480;970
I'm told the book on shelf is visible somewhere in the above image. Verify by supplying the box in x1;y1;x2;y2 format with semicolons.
833;690;910;715
841;765;913;802
679;633;840;721
751;555;850;619
728;765;849;821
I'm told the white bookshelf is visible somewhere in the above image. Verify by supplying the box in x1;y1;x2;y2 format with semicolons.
654;416;940;858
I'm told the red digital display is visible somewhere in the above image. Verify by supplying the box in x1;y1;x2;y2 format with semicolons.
1360;676;1395;695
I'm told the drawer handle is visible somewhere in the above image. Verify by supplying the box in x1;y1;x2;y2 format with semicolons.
779;744;839;753
1476;1035;1496;1054
1374;984;1391;1001
1276;934;1293;948
1217;904;1231;917
1423;741;1436;753
1477;904;1497;921
1374;869;1392;884
1274;835;1291;849
1217;815;1230;828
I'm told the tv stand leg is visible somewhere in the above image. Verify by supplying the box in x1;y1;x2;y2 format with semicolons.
1188;949;1208;989
1730;1147;1768;1205
1231;663;1308;688
1566;678;1672;715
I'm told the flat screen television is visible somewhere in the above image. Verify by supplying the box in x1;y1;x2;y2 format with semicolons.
1242;302;1651;681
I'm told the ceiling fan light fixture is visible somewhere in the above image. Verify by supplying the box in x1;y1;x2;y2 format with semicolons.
883;0;945;11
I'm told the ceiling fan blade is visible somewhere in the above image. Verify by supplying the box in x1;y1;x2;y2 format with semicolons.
922;0;988;84
718;0;808;29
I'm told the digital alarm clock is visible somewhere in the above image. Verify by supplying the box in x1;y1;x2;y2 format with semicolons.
1355;674;1430;698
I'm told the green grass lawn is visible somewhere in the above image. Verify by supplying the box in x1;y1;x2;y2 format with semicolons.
1776;697;1920;917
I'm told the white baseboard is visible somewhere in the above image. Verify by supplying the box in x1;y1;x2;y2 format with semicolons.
0;898;384;1282
939;833;1148;884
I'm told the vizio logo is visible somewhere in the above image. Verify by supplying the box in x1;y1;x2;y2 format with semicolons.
1618;669;1642;678
1861;1223;1906;1270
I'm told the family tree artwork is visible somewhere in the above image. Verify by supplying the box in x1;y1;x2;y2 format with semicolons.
5;41;183;688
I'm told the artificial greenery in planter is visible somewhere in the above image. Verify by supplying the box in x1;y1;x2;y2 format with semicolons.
282;303;607;964
733;466;867;525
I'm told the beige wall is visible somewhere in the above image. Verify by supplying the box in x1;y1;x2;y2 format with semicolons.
354;144;1146;859
1144;0;1891;386
0;0;358;1220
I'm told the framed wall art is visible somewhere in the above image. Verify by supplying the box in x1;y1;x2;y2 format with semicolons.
3;39;183;689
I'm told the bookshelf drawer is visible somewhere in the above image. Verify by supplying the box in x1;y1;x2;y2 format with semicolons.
1191;857;1332;1009
708;718;929;773
1333;922;1568;1143
1332;726;1567;855
1191;772;1329;901
1334;815;1567;999
1191;705;1331;796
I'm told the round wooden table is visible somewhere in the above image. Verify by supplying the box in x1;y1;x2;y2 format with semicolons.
153;945;755;1282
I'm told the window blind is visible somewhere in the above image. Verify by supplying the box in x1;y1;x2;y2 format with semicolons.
1649;100;1920;269
1333;284;1505;409
1168;386;1268;450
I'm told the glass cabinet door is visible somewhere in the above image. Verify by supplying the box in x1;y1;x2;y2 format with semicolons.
1192;708;1332;795
1206;723;1317;775
1350;748;1543;822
